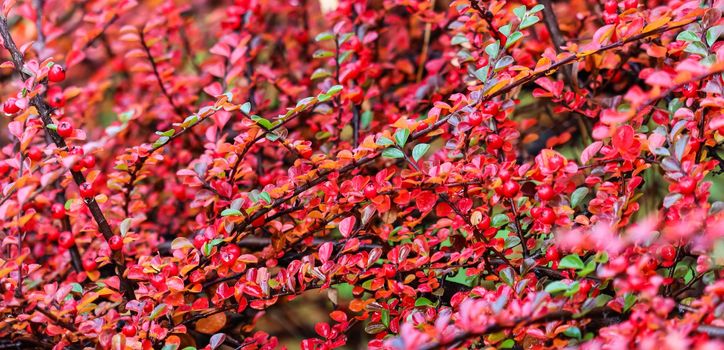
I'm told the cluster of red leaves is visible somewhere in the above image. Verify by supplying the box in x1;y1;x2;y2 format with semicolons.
0;0;723;349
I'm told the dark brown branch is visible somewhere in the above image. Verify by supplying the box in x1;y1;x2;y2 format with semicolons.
0;15;136;300
139;28;186;118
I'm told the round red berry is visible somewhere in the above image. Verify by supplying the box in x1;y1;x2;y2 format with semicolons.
498;168;511;182
109;235;123;251
500;180;520;198
660;245;676;261
193;235;207;249
538;207;557;225
27;148;43;162
604;0;618;13
143;301;154;314
47;229;60;241
79;182;95;199
81;155;96;169
47;87;65;108
150;274;166;289
548;155;564;172
48;65;66;82
82;257;97;271
486;134;504;150
58;231;75;249
537;184;556;201
57;121;73;138
259;174;273;186
122;324;137;337
0;161;8;174
220;244;242;266
3;98;20;114
681;82;698;98
468;112;482;126
579;280;593;295
482;101;500;115
623;0;638;10
51;203;66;219
603;12;619;24
546;246;559;262
477;214;490;230
364;184;378;199
678;177;696;194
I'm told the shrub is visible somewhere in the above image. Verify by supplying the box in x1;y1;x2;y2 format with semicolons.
0;0;722;349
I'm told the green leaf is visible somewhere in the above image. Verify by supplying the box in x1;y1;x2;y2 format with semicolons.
414;297;434;307
394;128;410;147
529;4;544;13
676;30;700;43
491;213;510;227
505;31;524;48
338;51;352;64
382;148;405;159
326;85;344;96
499;24;512;37
155;129;176;137
375;136;394;147
520;15;539;29
313;49;334;58
472;66;489;82
152;136;170;148
513;5;526;20
578;260;596;277
361;110;373;129
706;25;723;46
684;41;709;56
150;303;167;320
412;143;430;161
182;115;199;128
314;31;334;42
240;102;251;115
46;123;57;130
451;33;469;45
559;254;585;270
544;280;570;294
495;56;514;71
564;327;582;339
564;281;580;297
259;192;271;204
120;218;132;237
317;93;332;102
221;209;242;217
623;293;637;311
485;41;500;58
500;339;515;349
311;68;331;80
570;187;589;208
381;309;390;327
251;115;273;130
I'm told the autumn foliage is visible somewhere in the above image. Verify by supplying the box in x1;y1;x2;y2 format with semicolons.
1;0;723;349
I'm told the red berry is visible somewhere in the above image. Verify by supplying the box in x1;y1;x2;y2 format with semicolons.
47;229;60;241
162;263;179;276
548;155;564;172
0;161;8;174
81;155;96;169
531;206;542;218
70;146;84;156
603;12;619;24
57;121;73;138
48;65;66;82
482;101;500;115
681;82;698;98
51;203;66;219
82;257;97;271
58;231;75;249
193;235;207;249
537;184;556;201
122;324;137;337
623;0;638;10
498;168;511;182
579;280;593;295
220;244;242;266
477;214;490;230
172;184;186;200
660;245;676;261
143;301;154;313
546;247;559;262
652;109;669;125
500;180;520;198
678;177;696;194
150;274;166;289
468;112;482;126
109;235;123;251
47;87;65;108
486;134;504;150
3;98;20;114
27;148;43;162
259;174;273;186
538;207;557;225
79;182;95;199
364;184;378;199
604;0;618;13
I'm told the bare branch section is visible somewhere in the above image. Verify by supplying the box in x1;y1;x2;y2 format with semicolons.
0;15;136;300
